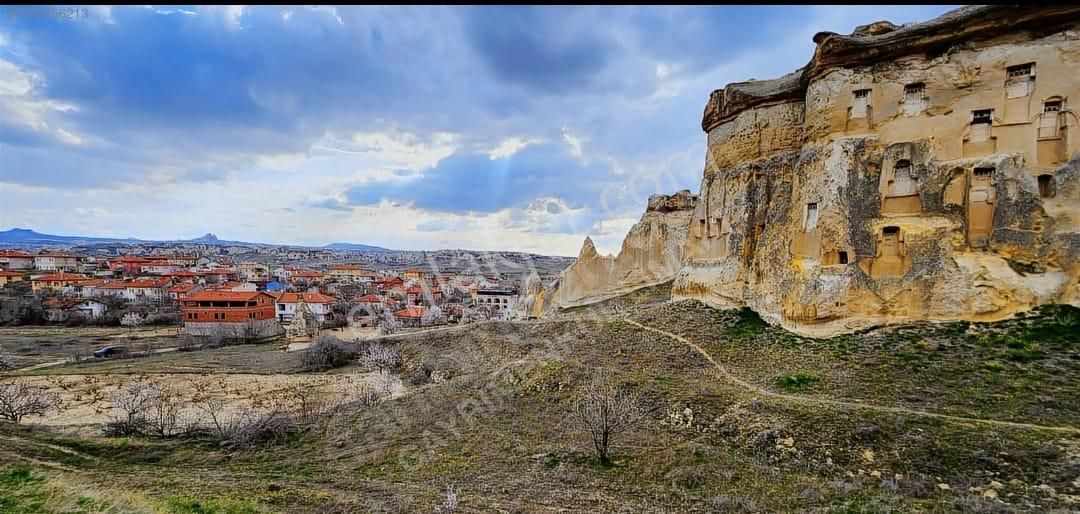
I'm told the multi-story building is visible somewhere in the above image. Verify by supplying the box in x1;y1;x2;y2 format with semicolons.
327;264;375;283
0;250;34;270
269;292;335;324
0;270;25;287
181;291;283;340
34;253;81;272
30;272;93;293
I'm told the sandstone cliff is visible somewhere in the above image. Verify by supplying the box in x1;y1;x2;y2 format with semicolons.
558;5;1080;336
555;191;697;307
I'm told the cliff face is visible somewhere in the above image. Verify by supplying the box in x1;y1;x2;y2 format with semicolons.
559;5;1080;336
555;191;697;307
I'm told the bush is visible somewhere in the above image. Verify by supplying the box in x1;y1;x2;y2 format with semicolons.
299;335;358;371
775;372;819;391
408;361;436;386
358;341;403;373
0;380;61;422
146;312;181;325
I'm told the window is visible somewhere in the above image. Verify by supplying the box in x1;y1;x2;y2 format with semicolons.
1039;98;1064;138
805;203;819;231
1038;174;1056;198
970;109;993;143
851;89;871;119
838;251;849;264
973;167;994;178
889;159;916;197
903;83;926;116
971;109;993;124
1005;63;1035;99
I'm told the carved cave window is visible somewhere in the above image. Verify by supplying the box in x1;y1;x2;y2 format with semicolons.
1039;98;1064;139
888;159;917;197
851;89;871;119
881;227;901;258
970;109;993;142
805;202;819;231
1005;63;1035;99
903;83;926;116
838;251;849;264
1038;174;1056;199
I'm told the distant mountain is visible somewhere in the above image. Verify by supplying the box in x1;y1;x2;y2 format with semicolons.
324;242;393;252
0;228;393;252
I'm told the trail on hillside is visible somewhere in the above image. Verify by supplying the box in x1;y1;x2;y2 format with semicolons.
623;318;1080;435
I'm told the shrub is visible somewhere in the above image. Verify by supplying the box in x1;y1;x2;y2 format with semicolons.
299;335;358;371
775;371;819;391
359;341;403;373
146;312;181;325
0;380;61;422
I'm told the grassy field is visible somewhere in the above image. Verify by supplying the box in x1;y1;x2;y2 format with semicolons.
1;301;1077;512
0;325;181;370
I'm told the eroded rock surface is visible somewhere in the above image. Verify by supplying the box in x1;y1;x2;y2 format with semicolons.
558;5;1080;336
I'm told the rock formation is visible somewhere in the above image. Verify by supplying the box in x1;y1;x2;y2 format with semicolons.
556;190;697;307
558;5;1080;336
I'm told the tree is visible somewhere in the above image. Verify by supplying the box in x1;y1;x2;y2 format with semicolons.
570;369;645;466
120;312;145;333
0;380;60;423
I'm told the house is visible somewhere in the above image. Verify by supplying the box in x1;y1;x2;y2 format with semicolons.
375;276;405;292
76;279;107;298
0;270;25;287
181;291;283;340
167;283;202;302
269;292;335;324
30;272;93;293
109;256;151;276
140;256;180;275
34;253;82;272
97;278;173;304
392;305;429;327
42;298;107;322
402;268;427;281
205;281;257;292
0;250;34;270
327;264;375;283
406;285;442;306
475;288;519;318
288;270;324;284
236;261;270;281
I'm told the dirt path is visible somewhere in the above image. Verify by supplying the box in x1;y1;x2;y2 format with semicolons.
9;346;181;374
624;318;1080;435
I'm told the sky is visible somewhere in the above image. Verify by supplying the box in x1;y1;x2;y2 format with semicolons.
0;5;957;256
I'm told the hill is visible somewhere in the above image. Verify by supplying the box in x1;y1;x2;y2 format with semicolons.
2;300;1077;512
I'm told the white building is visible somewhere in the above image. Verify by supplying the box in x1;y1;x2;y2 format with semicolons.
270;292;336;324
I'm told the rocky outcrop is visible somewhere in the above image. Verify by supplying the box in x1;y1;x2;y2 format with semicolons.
555;191;697;307
559;5;1080;336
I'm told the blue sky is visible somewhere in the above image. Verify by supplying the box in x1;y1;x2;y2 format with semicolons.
0;5;956;256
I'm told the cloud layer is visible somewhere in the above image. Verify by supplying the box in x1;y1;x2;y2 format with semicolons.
0;5;956;255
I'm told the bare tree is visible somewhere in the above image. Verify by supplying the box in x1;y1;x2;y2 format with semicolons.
570;369;646;466
433;485;459;514
359;341;403;373
120;312;146;333
0;345;14;371
0;380;61;423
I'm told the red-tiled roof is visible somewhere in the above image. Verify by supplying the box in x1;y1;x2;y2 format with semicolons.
290;270;324;278
357;294;382;303
272;292;335;304
393;306;428;319
168;283;199;293
44;297;101;310
0;271;23;277
0;250;32;257
35;252;76;258
112;257;152;263
32;273;92;282
185;291;268;302
330;264;362;271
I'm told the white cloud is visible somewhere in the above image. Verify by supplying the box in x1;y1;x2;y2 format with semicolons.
0;58;83;145
561;127;584;158
281;9;293;22
307;6;344;26
488;137;545;160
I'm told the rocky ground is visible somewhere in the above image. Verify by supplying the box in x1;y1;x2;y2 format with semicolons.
1;300;1077;512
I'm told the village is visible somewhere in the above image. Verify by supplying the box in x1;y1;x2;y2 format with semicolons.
0;248;542;347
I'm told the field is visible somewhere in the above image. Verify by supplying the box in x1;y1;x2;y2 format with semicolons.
1;300;1078;512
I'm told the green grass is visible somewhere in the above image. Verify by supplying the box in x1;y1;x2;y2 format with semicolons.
162;496;260;514
775;372;820;391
